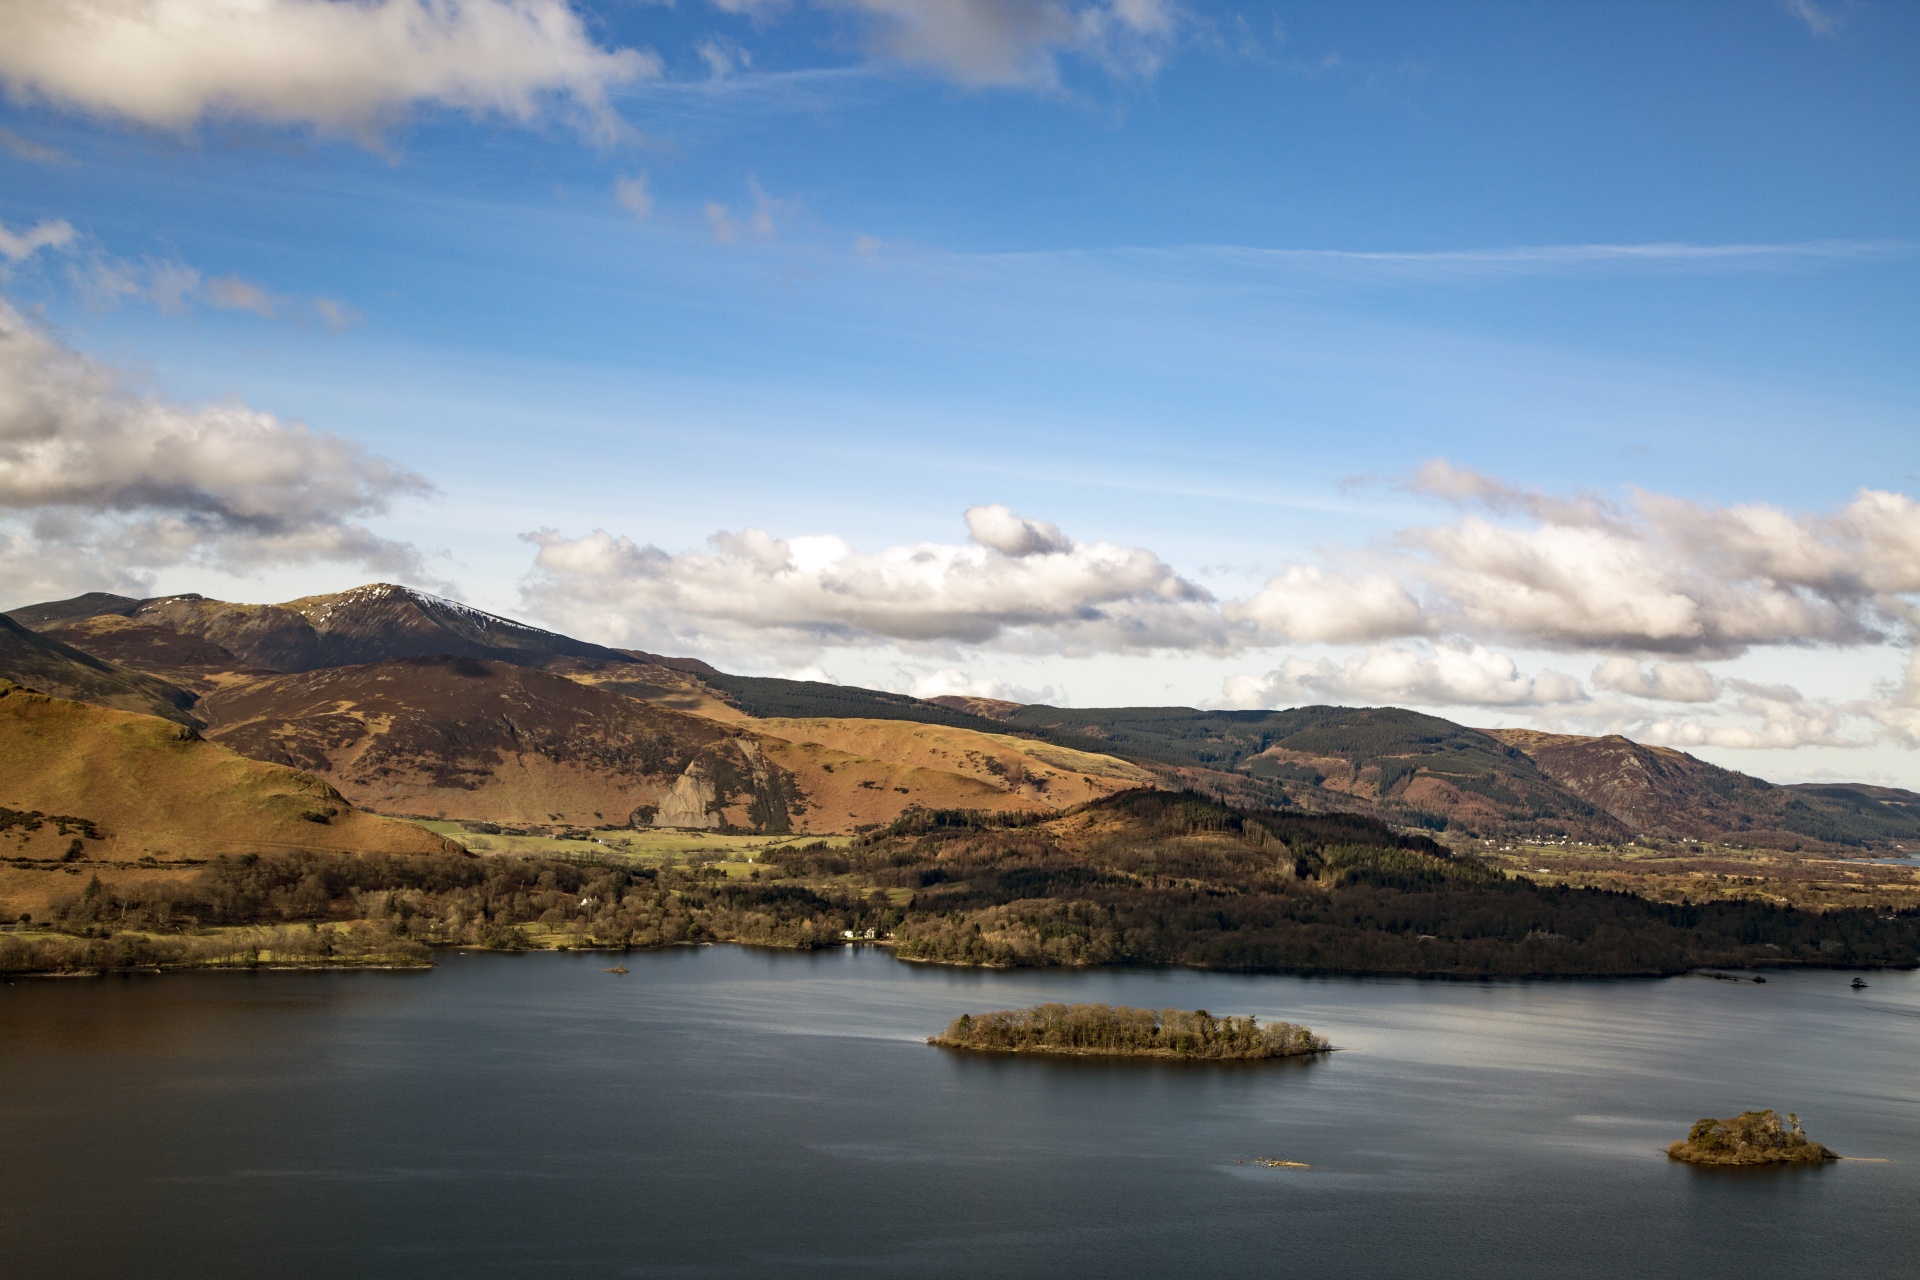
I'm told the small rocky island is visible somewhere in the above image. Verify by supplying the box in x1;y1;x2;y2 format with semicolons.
1667;1110;1839;1166
929;1002;1330;1060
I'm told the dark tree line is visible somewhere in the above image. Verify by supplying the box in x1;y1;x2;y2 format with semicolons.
8;789;1918;977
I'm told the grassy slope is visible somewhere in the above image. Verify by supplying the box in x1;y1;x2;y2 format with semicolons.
0;680;456;914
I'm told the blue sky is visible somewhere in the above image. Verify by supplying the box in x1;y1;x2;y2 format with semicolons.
1;0;1917;783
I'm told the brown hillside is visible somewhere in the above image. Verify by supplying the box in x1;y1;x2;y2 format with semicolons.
922;694;1023;719
0;614;200;725
198;655;740;828
1484;728;1914;849
751;717;1155;805
192;658;1152;835
0;680;455;915
41;613;271;695
10;582;644;675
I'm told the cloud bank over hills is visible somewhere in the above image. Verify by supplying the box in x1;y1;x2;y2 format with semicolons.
516;475;1920;759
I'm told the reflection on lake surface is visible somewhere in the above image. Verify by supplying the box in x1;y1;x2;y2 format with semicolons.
2;949;1914;1278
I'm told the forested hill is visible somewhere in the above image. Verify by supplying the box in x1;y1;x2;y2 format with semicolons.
813;790;1920;975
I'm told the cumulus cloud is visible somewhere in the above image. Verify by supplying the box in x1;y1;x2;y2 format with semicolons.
1224;564;1426;644
0;218;76;262
1590;657;1719;703
709;0;1178;88
520;504;1221;656
1223;644;1585;710
1239;462;1920;658
0;299;429;600
964;503;1071;557
0;0;654;137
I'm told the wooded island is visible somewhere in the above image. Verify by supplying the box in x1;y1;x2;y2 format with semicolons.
929;1002;1329;1060
1667;1110;1839;1166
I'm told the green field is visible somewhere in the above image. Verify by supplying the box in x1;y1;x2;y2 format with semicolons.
410;821;850;875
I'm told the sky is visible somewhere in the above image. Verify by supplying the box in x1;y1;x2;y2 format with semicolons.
1;0;1917;785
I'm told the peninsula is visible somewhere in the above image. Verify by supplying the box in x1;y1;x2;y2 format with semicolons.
1667;1110;1839;1166
929;1002;1329;1060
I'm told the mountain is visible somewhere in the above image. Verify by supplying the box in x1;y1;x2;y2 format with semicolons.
1487;729;1920;850
0;679;455;918
193;655;1144;834
8;583;642;674
16;582;1916;850
0;613;200;725
4;591;145;628
988;703;1615;837
198;655;752;828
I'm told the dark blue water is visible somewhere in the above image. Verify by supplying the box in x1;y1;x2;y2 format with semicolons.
1;949;1913;1278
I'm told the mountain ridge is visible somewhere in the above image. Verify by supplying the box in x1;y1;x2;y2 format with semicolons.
9;582;1917;850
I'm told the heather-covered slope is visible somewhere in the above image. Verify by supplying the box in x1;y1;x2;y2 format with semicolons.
1487;729;1920;849
194;657;1150;834
9;583;647;674
0;614;199;726
198;656;741;828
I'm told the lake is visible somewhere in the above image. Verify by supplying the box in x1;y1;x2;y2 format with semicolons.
1;948;1913;1278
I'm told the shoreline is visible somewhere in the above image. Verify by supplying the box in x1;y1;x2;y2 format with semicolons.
7;929;1918;982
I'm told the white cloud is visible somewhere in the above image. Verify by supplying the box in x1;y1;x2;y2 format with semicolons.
906;667;1054;704
0;0;654;137
963;503;1070;556
0;219;76;262
1223;643;1585;710
1866;651;1920;747
709;0;1178;88
0;299;429;600
1590;656;1719;703
1226;564;1426;644
520;504;1221;657
614;172;653;221
1641;680;1860;751
1243;462;1920;658
695;37;752;79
